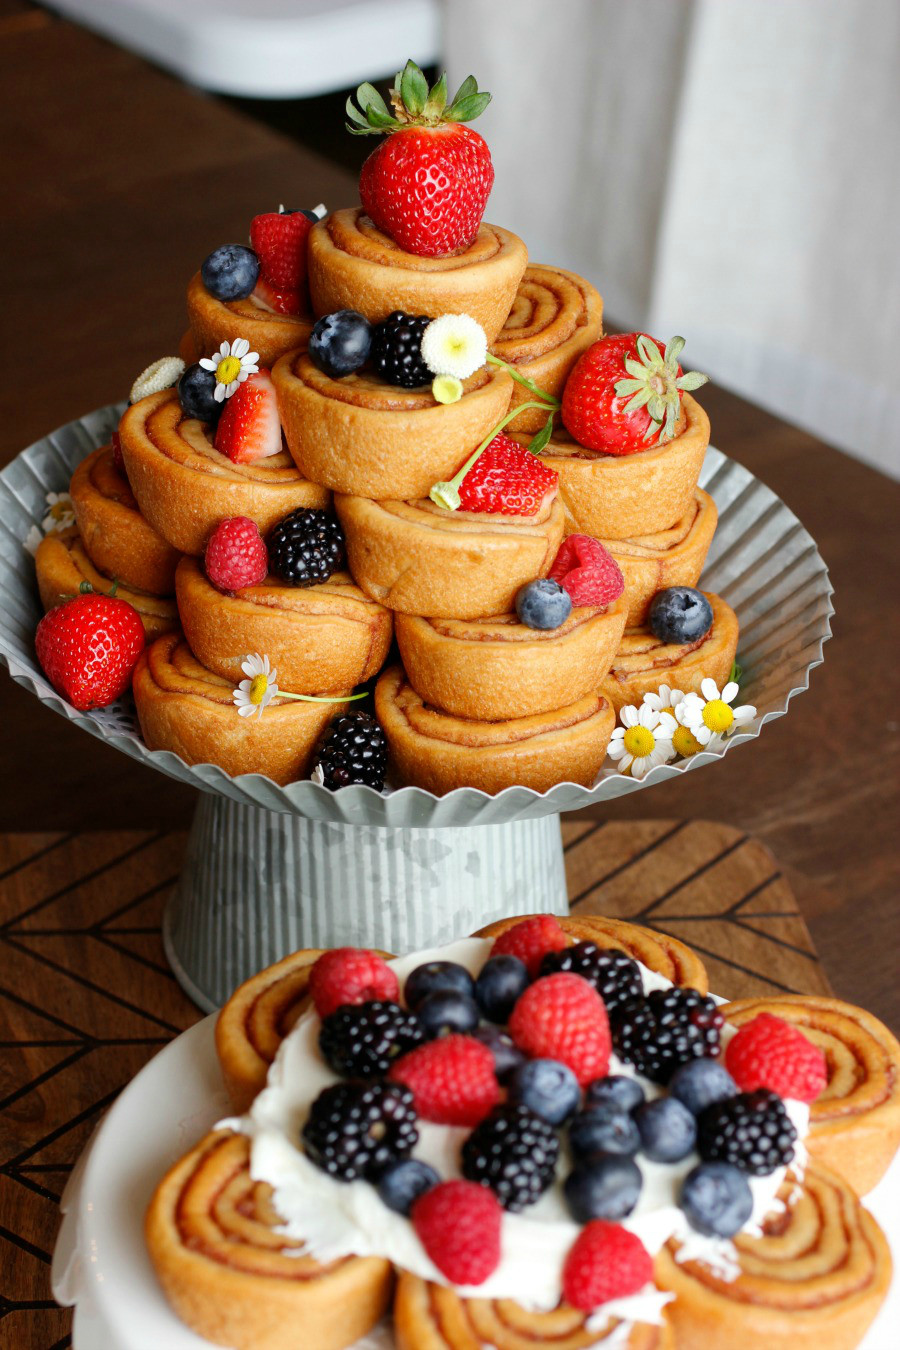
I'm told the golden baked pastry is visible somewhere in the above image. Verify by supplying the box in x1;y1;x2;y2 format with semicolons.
272;351;513;501
394;599;627;721
69;444;181;595
175;557;393;695
600;592;739;714
186;270;314;369
335;493;566;620
375;665;615;794
35;528;177;640
655;1161;892;1350
133;632;350;784
724;995;900;1196
145;1129;392;1350
307;208;528;343
492;264;603;433
604;490;718;626
118;389;329;555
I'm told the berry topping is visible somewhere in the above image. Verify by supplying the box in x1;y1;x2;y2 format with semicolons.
309;310;372;378
507;1058;580;1126
509;973;611;1086
35;589;145;712
177;363;221;424
309;948;399;1019
200;243;260;301
405;961;476;1011
302;1080;417;1181
724;1012;828;1104
539;944;643;1016
633;1096;697;1162
267;508;345;587
416;990;480;1040
568;1107;640;1161
648;586;714;645
562;1220;654;1311
668;1058;737;1116
387;1033;500;1126
561;333;707;456
680;1161;754;1238
548;535;625;608
214;369;281;463
376;1158;440;1216
457;433;558;517
515;578;572;630
250;209;314;292
252;276;305;317
474;954;530;1024
461;1104;560;1211
697;1088;797;1175
370;312;432;387
350;62;494;258
312;711;388;791
411;1179;501;1286
491;915;569;979
564;1156;643;1224
584;1075;646;1115
204;517;268;593
471;1025;526;1081
611;987;724;1084
318;1000;424;1078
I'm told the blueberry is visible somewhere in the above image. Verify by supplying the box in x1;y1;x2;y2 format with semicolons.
515;578;573;630
416;991;480;1039
404;961;475;1012
471;1025;526;1081
669;1059;737;1116
585;1075;645;1114
474;955;529;1023
508;1059;580;1126
177;363;221;423
564;1155;642;1222
375;1158;440;1216
680;1161;753;1237
200;243;260;301
569;1107;641;1161
308;310;372;378
647;586;714;644
633;1096;697;1162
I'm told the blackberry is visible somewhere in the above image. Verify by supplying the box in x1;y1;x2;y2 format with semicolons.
302;1080;418;1180
319;1000;423;1078
697;1089;797;1176
461;1104;560;1212
539;943;643;1015
313;712;388;791
268;508;344;586
611;987;724;1084
370;312;432;388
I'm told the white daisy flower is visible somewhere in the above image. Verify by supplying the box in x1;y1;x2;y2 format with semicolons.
642;684;689;720
200;338;259;402
233;653;278;718
608;704;677;780
24;524;44;556
421;314;487;381
130;355;185;403
679;678;756;745
41;492;75;534
310;762;326;785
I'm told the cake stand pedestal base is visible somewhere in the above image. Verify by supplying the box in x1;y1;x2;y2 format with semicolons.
162;794;568;1011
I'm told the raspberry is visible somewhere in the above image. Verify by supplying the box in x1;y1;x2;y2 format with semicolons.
491;915;569;979
548;535;624;608
725;1013;827;1104
411;1180;501;1285
509;973;611;1086
387;1034;500;1126
562;1220;653;1311
204;516;268;592
309;948;399;1019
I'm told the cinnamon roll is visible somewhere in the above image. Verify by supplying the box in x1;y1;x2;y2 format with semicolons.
724;995;900;1196
118;389;329;555
492;264;603;434
307;208;528;343
133;632;350;784
335;493;566;620
69;444;180;595
655;1161;892;1350
604;490;718;626
145;1129;392;1350
186;270;314;369
271;351;513;501
394;599;627;721
35;528;177;640
175;557;393;695
375;665;615;794
600;592;739;714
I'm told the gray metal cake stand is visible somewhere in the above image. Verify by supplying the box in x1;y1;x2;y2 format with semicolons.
0;405;833;1010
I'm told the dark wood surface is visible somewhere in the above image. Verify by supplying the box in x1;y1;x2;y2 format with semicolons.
1;14;899;1029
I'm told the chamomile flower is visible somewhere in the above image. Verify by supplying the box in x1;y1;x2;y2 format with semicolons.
679;678;756;745
608;703;677;780
130;355;185;403
24;525;44;556
421;314;487;381
200;338;259;402
642;684;689;720
233;653;278;718
41;492;75;534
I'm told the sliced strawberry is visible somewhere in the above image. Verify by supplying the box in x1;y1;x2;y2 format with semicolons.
252;276;306;317
549;535;625;607
249;211;313;291
214;369;282;464
457;433;558;516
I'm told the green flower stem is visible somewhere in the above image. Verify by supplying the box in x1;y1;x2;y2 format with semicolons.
277;690;368;704
429;401;553;510
486;353;560;408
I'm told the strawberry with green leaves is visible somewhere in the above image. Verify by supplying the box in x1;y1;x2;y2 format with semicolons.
35;585;145;710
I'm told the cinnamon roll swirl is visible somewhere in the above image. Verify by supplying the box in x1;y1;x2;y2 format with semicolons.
69;444;180;595
186;270;314;369
35;528;177;640
604;490;718;626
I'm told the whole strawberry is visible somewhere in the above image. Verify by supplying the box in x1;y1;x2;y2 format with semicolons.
35;587;145;710
562;334;707;455
458;433;558;515
349;61;493;257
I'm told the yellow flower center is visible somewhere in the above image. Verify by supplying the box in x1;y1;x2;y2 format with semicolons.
702;699;734;733
248;674;269;704
623;726;655;758
659;704;676;719
216;355;242;385
49;501;69;521
673;725;703;757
